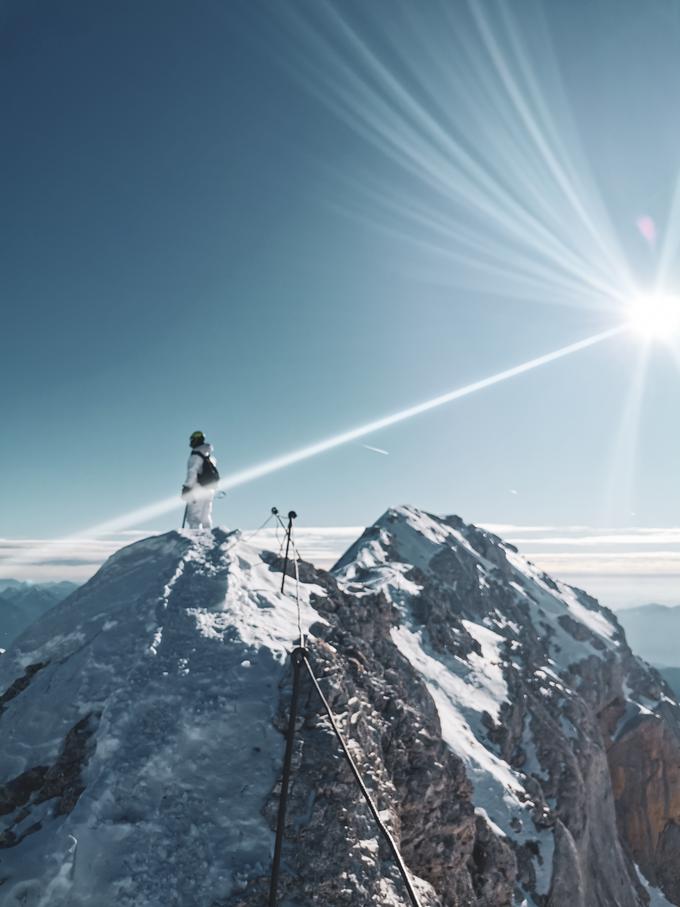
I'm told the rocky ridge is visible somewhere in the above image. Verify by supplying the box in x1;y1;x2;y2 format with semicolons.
0;507;678;906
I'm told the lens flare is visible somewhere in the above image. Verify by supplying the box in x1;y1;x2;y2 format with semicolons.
626;293;680;342
0;324;625;582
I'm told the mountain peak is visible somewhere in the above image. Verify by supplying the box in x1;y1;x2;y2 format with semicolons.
1;512;679;906
0;527;329;907
335;505;620;659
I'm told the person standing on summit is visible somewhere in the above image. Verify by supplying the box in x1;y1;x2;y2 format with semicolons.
181;431;220;530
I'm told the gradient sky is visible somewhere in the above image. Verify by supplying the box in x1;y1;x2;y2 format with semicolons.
4;0;680;602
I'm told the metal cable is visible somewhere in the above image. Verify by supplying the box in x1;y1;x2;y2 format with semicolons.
302;652;423;907
220;512;276;558
276;523;286;558
240;512;277;545
266;510;420;906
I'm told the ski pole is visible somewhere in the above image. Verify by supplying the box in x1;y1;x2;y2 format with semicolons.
182;505;188;529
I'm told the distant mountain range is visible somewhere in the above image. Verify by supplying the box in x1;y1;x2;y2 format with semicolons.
0;580;78;650
617;603;680;696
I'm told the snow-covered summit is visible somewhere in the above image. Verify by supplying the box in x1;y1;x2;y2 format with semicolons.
0;528;323;907
1;511;680;907
336;504;619;655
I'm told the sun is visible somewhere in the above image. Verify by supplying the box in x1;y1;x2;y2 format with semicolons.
626;293;680;341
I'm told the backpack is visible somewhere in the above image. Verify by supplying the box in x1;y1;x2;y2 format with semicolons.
192;451;220;488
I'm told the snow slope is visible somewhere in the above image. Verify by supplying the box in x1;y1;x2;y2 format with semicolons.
0;529;322;907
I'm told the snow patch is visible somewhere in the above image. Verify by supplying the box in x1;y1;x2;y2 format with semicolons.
460;620;508;720
635;864;675;906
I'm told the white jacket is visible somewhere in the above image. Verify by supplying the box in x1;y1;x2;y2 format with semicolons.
184;443;217;491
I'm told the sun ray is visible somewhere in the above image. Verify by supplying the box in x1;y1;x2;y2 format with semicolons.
485;1;632;289
2;5;657;583
657;168;680;288
279;0;632;314
603;345;650;524
0;326;626;578
333;178;626;311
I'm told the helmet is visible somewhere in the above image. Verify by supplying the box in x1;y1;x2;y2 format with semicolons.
189;430;205;448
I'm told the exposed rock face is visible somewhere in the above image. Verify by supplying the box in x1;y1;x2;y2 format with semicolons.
608;708;680;900
0;507;679;906
0;711;99;849
233;557;518;907
331;507;680;906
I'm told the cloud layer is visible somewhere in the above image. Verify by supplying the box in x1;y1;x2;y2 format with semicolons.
2;524;679;609
484;525;680;575
0;528;362;583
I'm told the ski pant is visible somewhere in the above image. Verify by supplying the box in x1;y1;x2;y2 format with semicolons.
185;493;214;530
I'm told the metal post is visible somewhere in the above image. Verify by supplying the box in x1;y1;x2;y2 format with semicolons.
268;646;306;907
280;510;297;594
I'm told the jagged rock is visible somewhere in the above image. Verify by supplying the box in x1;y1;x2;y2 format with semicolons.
333;506;679;906
0;507;678;906
0;662;48;718
0;712;97;850
608;710;680;900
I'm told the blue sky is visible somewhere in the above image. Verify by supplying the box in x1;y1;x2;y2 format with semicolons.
4;1;680;603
